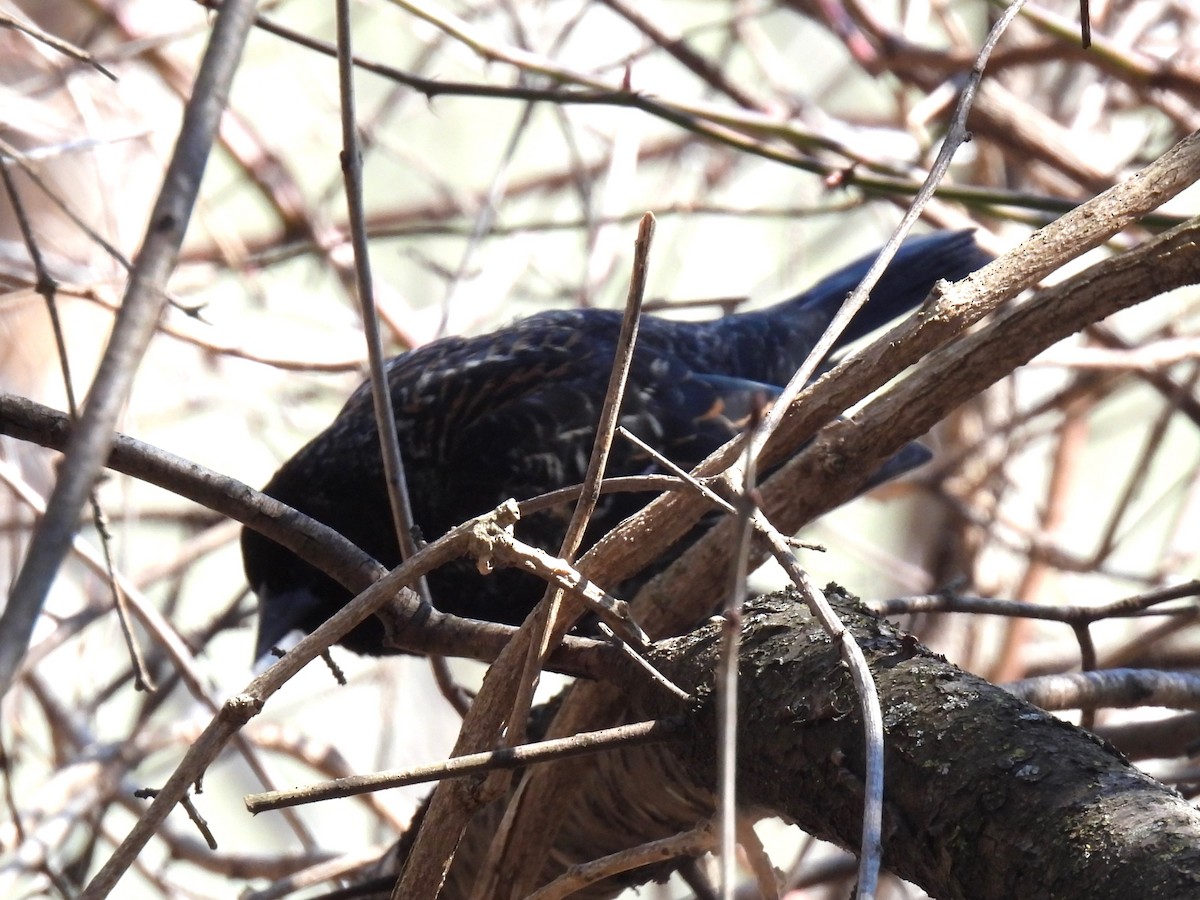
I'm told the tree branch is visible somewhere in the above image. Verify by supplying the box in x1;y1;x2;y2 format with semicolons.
393;591;1200;900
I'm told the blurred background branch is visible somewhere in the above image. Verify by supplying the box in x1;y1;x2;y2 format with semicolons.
2;0;1200;897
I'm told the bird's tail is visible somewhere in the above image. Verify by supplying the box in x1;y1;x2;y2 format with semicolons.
699;230;992;387
786;228;993;351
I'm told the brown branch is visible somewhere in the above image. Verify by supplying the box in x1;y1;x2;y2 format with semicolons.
637;155;1200;644
384;592;1200;900
472;133;1200;899
0;393;632;678
244;717;685;814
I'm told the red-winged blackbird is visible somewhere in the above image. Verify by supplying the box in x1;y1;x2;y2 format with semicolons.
243;230;990;657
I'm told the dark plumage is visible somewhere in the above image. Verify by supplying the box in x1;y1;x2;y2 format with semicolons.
243;230;991;657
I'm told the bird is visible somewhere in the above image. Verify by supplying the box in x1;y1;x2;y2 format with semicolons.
242;230;991;658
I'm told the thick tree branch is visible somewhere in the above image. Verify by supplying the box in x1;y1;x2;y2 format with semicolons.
396;591;1200;900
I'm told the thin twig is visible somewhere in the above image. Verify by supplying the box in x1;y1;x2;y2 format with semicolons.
1006;669;1200;711
0;160;154;691
517;473;694;517
0;10;117;79
334;0;427;585
336;0;459;717
0;0;261;699
869;580;1200;624
469;213;657;899
523;819;718;900
245;717;685;813
595;622;691;702
751;511;887;898
614;427;737;515
718;404;761;899
543;212;655;628
747;0;1029;471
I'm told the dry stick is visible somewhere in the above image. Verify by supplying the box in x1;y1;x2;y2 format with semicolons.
547;210;655;631
392;220;657;899
334;0;427;587
483;444;726;889
876;581;1200;695
0;10;117;79
132;789;216;850
485;533;650;648
737;816;782;900
719;412;758;900
519;473;693;516
593;433;743;713
333;0;454;714
240;846;388;900
522;213;655;698
524;819;718;900
747;0;1028;469
0;162;154;691
526;212;654;644
471;213;655;900
1006;669;1200;711
738;7;1027;892
752;510;887;895
615;427;736;515
595;622;691;702
244;717;685;813
394;601;560;895
870;579;1200;623
0;0;260;699
827;219;1200;500
79;500;522;900
475;218;660;900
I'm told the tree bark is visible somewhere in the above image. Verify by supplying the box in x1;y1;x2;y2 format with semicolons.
402;589;1200;899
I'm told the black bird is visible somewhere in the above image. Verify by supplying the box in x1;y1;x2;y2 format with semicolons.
243;230;990;657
